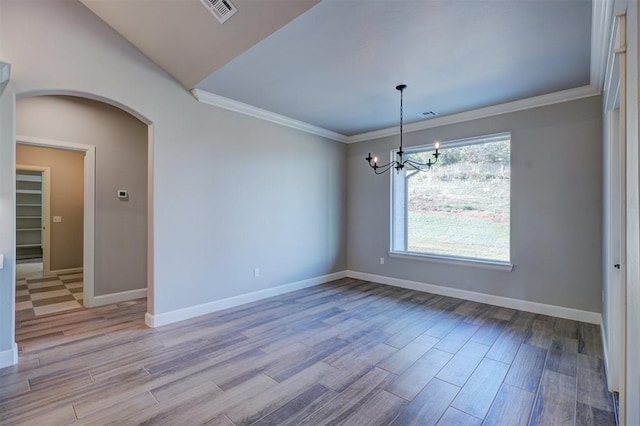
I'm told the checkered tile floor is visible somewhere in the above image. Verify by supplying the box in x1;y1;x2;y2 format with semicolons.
16;272;84;320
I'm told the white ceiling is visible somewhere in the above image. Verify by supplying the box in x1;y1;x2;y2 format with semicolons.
82;0;593;137
80;0;319;88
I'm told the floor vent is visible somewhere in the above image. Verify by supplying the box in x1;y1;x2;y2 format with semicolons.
200;0;238;24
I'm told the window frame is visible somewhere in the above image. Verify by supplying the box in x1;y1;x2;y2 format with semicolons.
388;131;513;271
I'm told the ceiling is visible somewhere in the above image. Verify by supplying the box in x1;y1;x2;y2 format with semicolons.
81;0;593;137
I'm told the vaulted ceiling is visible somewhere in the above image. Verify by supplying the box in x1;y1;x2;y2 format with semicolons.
80;0;594;137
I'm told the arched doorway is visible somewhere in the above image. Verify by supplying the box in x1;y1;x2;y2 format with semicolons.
0;90;155;368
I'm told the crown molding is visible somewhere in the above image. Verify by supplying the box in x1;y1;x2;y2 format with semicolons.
590;0;616;91
193;84;600;145
191;88;348;143
346;85;600;144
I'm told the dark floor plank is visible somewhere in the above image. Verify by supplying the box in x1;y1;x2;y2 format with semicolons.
434;322;479;354
340;389;406;425
299;367;394;425
424;313;465;339
575;401;617;426
483;383;535;425
436;407;482;426
251;384;335;425
385;348;452;401
504;343;547;392
435;340;489;387
378;333;439;375
577;354;614;412
530;369;576;426
485;328;525;364
391;378;460;426
523;316;556;349
546;336;578;377
578;323;604;359
470;318;507;346
450;357;510;419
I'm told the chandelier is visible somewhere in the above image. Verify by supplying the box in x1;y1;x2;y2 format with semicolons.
365;84;440;174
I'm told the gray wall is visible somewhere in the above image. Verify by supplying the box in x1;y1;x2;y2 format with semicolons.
16;144;84;271
348;96;603;313
17;96;148;296
0;0;347;320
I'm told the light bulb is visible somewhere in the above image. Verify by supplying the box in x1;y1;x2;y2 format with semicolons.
435;142;440;149
373;157;378;163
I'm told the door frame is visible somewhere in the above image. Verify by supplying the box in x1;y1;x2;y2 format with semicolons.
603;9;628;421
16;136;97;307
15;164;51;275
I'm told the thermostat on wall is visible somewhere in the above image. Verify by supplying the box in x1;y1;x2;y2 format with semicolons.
117;190;128;199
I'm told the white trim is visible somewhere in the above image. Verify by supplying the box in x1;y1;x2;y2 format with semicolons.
191;89;348;143
0;343;18;369
388;251;514;272
591;0;616;91
346;85;600;143
16;135;97;308
145;271;347;328
193;86;600;145
92;288;147;307
49;267;83;275
146;125;155;319
346;270;601;324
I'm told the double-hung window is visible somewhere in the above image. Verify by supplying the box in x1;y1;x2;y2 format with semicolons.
391;132;511;265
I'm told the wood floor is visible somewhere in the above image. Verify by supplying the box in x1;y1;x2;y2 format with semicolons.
1;278;615;425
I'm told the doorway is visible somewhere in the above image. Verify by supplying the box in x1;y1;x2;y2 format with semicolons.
16;167;48;278
15;145;86;318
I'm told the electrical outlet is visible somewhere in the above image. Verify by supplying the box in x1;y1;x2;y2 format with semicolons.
53;216;62;223
380;257;385;265
254;268;260;277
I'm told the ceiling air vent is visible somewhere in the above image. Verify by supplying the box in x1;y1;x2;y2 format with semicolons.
200;0;238;24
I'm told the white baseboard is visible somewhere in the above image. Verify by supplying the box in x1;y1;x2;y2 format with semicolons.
145;271;347;328
50;267;83;275
92;288;147;307
0;343;18;369
347;270;601;324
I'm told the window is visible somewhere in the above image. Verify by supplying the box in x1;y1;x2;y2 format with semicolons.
391;132;511;264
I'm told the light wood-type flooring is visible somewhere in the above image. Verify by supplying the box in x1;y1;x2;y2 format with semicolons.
1;278;615;425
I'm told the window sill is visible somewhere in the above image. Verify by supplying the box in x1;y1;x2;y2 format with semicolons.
388;251;514;272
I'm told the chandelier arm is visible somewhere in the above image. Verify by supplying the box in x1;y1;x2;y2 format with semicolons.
374;162;397;174
404;155;439;168
403;159;430;169
403;162;431;172
369;159;395;170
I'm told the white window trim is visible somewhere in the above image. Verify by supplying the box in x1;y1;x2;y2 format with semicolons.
389;131;512;270
388;251;514;272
